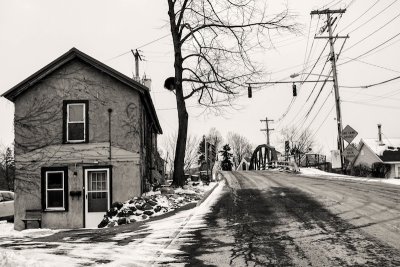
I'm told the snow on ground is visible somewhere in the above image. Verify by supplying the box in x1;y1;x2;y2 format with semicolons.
101;181;217;228
300;167;400;186
0;181;225;267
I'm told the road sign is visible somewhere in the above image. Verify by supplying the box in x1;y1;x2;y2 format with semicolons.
342;125;358;143
343;145;358;162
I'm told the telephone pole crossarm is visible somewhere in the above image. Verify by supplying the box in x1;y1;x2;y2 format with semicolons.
260;117;274;146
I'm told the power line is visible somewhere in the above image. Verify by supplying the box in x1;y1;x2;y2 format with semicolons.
341;75;400;88
339;0;380;33
349;0;398;35
343;57;400;74
344;9;400;52
339;31;400;65
310;104;335;140
342;100;400;110
105;34;170;62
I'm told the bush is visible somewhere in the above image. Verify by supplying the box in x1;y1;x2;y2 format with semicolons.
350;164;371;177
371;162;390;178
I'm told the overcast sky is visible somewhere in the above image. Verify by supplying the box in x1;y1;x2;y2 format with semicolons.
1;0;400;155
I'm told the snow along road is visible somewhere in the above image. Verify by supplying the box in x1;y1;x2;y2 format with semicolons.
2;171;400;266
172;170;400;266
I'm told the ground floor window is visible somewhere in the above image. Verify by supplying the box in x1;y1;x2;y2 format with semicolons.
41;167;68;211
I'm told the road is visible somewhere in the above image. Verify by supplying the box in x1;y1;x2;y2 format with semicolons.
175;170;400;266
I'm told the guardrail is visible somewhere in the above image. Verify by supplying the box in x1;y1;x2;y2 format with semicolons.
266;161;300;173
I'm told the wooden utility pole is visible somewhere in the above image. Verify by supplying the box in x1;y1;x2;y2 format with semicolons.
260;117;274;146
311;8;348;171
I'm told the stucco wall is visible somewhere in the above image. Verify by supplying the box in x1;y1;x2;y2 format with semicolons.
12;58;155;230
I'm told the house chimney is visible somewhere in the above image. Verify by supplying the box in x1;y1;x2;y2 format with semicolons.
378;124;382;144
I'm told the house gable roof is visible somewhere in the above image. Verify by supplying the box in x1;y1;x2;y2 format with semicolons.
2;47;162;134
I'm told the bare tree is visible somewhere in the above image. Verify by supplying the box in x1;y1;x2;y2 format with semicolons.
161;132;200;175
227;132;253;168
0;146;15;191
207;127;223;151
167;0;297;186
279;126;315;163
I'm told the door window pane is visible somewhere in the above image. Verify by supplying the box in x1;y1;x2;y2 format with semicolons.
87;171;108;212
88;192;107;212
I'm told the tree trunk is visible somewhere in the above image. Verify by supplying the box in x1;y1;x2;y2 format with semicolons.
168;0;189;187
172;94;188;187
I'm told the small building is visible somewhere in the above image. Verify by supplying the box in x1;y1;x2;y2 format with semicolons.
2;48;162;229
236;157;251;171
352;125;400;178
352;138;400;178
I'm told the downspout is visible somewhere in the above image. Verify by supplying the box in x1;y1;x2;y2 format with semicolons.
108;108;113;162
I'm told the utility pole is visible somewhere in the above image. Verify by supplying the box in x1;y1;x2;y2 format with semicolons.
311;8;348;172
260;117;274;146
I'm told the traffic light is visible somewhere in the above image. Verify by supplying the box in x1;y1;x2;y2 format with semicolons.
248;84;252;98
292;83;297;97
210;144;216;160
285;141;290;154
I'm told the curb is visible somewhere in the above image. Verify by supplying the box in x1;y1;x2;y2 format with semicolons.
196;182;219;207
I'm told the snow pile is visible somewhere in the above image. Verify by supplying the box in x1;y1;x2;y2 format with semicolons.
99;181;217;228
300;167;400;186
0;221;59;239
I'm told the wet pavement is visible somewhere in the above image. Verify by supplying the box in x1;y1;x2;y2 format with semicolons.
175;171;400;266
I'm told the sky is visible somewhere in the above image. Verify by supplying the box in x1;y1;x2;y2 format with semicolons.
1;0;400;156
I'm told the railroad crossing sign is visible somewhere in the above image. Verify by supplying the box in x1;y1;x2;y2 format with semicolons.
342;125;358;143
343;145;358;162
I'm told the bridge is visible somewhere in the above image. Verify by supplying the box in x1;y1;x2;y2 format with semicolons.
249;144;299;172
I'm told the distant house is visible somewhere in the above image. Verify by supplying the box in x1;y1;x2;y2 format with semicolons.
352;125;400;178
236;157;251;171
352;138;400;178
2;48;162;230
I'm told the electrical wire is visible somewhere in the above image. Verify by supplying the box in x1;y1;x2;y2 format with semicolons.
339;0;380;33
339;31;400;66
348;0;398;34
310;104;336;140
344;10;400;52
105;34;170;62
343;57;400;74
341;75;400;88
342;100;400;110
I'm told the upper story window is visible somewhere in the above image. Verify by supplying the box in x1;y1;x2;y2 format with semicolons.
63;100;89;143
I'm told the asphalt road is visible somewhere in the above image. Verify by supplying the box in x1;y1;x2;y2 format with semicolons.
175;170;400;266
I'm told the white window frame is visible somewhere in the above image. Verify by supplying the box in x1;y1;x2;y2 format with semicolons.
66;103;86;143
45;170;65;211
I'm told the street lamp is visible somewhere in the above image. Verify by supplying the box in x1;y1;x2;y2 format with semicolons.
290;72;331;79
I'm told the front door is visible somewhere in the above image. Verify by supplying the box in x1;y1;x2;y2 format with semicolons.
84;168;110;228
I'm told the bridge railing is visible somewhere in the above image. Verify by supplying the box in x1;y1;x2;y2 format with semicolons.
266;160;300;173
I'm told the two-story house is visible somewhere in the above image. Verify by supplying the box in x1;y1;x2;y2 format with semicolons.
2;48;162;230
